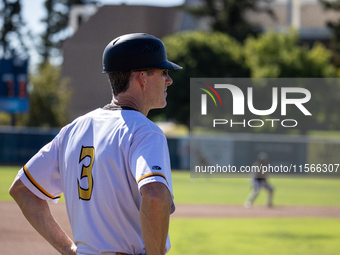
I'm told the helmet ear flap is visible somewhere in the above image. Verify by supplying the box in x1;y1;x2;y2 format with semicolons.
102;33;182;73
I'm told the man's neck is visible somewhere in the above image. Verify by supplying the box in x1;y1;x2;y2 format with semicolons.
110;97;148;116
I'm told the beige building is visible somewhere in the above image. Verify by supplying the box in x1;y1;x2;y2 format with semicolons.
62;5;182;121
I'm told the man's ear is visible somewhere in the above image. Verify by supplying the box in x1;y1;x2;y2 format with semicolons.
135;71;146;89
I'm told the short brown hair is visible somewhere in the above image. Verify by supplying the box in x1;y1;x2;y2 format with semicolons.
107;69;155;96
107;71;133;96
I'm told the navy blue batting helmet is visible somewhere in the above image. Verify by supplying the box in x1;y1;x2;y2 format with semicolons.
102;33;182;73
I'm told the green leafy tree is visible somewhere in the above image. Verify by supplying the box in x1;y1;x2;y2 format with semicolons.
245;30;338;78
244;30;339;134
184;0;274;41
148;31;250;126
0;112;11;125
18;63;71;127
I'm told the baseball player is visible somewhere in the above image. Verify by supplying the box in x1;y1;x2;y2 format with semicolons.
9;33;182;255
244;152;274;208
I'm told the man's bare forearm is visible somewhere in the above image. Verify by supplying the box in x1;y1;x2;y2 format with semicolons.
140;182;171;255
9;177;77;255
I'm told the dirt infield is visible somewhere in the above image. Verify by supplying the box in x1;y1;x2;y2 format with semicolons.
1;202;340;255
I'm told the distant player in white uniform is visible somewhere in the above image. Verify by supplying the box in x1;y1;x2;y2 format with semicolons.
9;33;182;255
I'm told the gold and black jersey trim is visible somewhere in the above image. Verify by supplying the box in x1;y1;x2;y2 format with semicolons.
137;172;169;186
23;165;62;200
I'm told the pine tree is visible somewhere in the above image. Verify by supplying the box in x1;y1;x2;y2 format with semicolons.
0;0;26;58
40;0;97;64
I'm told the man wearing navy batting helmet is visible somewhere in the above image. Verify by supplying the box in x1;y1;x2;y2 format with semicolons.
10;33;182;255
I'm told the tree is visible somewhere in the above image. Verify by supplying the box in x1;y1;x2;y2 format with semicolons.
244;30;339;134
148;31;250;126
244;30;338;78
150;30;340;134
18;63;71;127
40;0;97;64
0;0;26;58
184;0;275;41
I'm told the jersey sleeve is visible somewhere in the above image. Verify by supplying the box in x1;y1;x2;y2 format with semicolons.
130;131;175;213
17;132;63;204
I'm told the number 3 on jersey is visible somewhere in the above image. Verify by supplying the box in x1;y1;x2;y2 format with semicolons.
77;146;95;200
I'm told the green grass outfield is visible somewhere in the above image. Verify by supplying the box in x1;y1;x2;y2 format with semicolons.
2;167;340;206
172;171;340;206
2;167;340;255
170;171;340;255
168;218;340;255
0;166;19;201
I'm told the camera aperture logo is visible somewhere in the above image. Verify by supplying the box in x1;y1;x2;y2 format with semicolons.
197;82;312;128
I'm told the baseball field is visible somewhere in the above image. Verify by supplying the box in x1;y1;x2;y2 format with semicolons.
1;166;339;255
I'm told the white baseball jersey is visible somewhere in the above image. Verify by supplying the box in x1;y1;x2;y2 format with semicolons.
17;107;175;255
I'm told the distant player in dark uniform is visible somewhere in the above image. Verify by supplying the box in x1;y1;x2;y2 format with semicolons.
244;152;274;208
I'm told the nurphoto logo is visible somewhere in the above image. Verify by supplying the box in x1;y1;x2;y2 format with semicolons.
197;82;312;128
197;82;223;115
